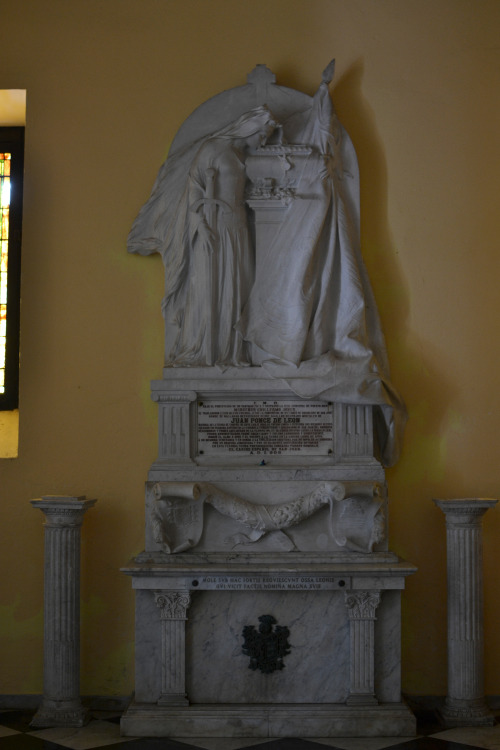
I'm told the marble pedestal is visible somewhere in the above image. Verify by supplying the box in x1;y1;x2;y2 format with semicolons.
121;553;416;737
121;368;416;738
434;498;497;727
30;496;96;728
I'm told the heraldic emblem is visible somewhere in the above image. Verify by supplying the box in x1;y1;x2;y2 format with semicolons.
242;614;291;674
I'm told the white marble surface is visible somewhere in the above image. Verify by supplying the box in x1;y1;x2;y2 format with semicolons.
30;496;96;729
131;573;406;709
122;61;416;739
150;377;391;473
128;63;378;375
130;62;406;466
120;702;416;737
133;589;162;703
187;590;349;704
434;498;497;726
374;590;402;703
147;479;387;555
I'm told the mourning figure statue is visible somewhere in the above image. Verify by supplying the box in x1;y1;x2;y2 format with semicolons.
127;62;406;466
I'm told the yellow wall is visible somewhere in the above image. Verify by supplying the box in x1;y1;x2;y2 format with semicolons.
1;0;499;697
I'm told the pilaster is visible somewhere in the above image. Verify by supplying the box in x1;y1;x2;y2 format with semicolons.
154;590;191;705
151;389;197;465
345;590;380;705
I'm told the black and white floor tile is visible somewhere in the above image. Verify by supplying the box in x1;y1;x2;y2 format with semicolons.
1;709;499;750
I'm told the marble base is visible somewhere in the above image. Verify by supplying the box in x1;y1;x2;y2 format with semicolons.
440;698;495;727
122;370;416;739
30;698;89;728
121;700;416;737
121;554;416;738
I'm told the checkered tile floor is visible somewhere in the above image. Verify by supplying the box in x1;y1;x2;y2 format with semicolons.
1;709;499;750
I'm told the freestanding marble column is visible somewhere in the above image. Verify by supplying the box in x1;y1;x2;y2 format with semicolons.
30;496;96;728
434;498;497;726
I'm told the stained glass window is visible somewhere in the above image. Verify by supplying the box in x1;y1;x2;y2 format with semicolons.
0;128;23;410
1;153;11;395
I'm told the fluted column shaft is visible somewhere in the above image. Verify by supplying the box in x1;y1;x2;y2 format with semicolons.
30;496;96;728
154;590;191;705
345;590;380;705
434;498;497;726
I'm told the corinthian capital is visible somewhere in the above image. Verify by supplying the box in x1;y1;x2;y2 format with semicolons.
345;591;381;620
154;591;191;620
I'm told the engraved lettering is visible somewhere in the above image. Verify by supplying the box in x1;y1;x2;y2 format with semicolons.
197;400;333;457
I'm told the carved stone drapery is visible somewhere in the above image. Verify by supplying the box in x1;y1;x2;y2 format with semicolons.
154;591;191;705
434;498;497;726
150;480;385;554
30;496;96;728
345;591;381;705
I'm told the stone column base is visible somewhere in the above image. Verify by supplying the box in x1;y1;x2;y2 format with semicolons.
440;697;495;727
30;698;89;728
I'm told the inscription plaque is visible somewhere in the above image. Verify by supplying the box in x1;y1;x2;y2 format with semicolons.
197;400;333;456
194;575;349;591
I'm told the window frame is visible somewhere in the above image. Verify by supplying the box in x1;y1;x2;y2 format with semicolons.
0;126;24;410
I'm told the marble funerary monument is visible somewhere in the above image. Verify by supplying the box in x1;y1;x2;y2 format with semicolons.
121;62;416;738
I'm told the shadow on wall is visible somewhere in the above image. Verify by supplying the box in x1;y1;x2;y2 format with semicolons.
334;59;454;694
334;58;455;483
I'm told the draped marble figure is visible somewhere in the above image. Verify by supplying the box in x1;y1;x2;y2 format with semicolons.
128;106;277;366
174;110;276;365
127;63;406;465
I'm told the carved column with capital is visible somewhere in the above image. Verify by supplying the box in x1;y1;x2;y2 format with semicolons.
434;498;497;726
345;590;381;705
154;590;191;705
30;496;96;728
